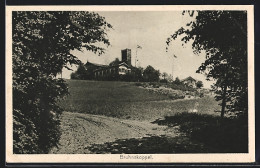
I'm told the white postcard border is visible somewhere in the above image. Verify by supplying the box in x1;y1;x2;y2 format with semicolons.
6;5;255;163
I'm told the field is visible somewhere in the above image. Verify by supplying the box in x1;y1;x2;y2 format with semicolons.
59;80;220;121
51;80;248;154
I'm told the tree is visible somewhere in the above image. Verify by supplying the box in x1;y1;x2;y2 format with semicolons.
131;66;144;82
71;62;97;80
71;63;88;80
160;72;168;83
13;11;112;153
174;77;182;85
109;58;121;66
143;65;160;82
166;74;174;83
162;72;168;80
196;81;203;89
167;11;247;118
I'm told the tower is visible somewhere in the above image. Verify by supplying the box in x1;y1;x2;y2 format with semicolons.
121;49;131;66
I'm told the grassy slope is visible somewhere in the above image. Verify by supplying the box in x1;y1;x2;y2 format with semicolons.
59;80;220;121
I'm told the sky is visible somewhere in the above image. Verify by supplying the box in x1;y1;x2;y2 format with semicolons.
61;11;214;88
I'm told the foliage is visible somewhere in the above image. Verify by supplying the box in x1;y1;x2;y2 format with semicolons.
70;63;88;80
160;72;172;83
162;72;168;79
167;11;247;117
143;65;160;82
196;81;203;89
13;11;111;153
154;112;248;153
130;67;144;82
174;77;182;85
109;58;121;66
168;83;196;92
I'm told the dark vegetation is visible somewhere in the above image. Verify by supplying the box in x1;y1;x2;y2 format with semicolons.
87;135;207;154
167;11;248;118
163;11;248;153
70;63;96;80
153;112;248;153
142;65;160;82
13;11;112;153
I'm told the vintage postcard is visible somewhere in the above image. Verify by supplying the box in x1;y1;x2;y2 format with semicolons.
6;5;255;163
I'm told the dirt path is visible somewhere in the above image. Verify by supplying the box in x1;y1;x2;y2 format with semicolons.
49;112;179;153
50;111;206;154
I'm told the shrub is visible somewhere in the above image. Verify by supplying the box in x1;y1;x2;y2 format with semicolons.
168;93;185;100
154;112;248;153
149;82;160;88
143;65;160;82
135;82;143;87
160;79;168;83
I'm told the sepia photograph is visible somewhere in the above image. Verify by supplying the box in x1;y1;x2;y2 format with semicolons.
6;5;255;163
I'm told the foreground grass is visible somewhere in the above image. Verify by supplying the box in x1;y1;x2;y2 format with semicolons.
153;113;248;153
56;80;247;153
59;80;220;121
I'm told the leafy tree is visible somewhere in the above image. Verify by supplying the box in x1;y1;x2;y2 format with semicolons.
159;72;168;83
70;71;79;79
143;65;160;82
196;81;203;89
167;11;247;118
166;74;174;83
71;63;88;80
174;77;182;85
13;11;112;153
109;58;121;66
162;72;168;80
71;63;97;80
131;66;144;82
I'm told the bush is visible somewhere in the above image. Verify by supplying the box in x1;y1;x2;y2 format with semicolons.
168;93;185;100
199;93;204;98
143;65;160;82
13;76;68;153
149;82;160;88
135;82;143;87
168;83;196;92
154;112;248;153
160;79;168;83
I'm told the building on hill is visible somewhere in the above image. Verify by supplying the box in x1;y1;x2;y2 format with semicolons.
182;76;197;88
85;48;133;80
93;62;132;80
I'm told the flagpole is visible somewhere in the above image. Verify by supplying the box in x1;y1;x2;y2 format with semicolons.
135;48;137;67
136;45;142;67
172;54;177;80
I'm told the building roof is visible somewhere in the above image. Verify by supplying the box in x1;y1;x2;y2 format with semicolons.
182;76;197;82
92;62;131;72
85;61;108;68
118;62;130;67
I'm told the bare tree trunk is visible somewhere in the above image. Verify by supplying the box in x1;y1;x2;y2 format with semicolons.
221;85;227;118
